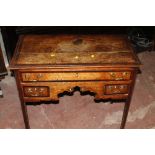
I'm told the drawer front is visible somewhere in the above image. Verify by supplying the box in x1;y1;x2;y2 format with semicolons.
21;82;131;101
21;71;131;82
23;86;49;97
105;84;129;95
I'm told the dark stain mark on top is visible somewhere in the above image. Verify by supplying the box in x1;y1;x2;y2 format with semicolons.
73;39;83;45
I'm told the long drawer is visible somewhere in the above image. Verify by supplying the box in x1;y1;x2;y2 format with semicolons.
21;71;131;82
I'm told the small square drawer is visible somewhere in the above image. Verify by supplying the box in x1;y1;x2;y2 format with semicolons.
23;86;49;97
105;84;129;95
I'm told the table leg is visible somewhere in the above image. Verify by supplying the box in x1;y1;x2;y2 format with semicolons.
120;71;137;129
120;97;131;129
15;71;30;129
20;100;30;129
17;86;30;129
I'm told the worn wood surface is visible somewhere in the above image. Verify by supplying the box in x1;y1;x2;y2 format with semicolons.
10;34;141;69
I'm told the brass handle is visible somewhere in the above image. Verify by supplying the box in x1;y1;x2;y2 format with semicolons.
91;54;95;58
37;73;43;80
69;88;73;92
109;85;117;89
110;72;116;78
50;54;55;57
116;77;123;80
25;73;30;80
74;56;79;59
120;85;124;89
75;73;79;77
39;88;45;92
24;74;27;79
27;88;32;93
33;94;38;97
109;86;112;90
113;85;120;93
123;72;128;76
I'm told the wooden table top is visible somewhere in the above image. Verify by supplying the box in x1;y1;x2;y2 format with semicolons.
10;34;141;69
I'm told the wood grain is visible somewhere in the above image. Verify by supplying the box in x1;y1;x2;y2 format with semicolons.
10;34;141;69
9;34;141;129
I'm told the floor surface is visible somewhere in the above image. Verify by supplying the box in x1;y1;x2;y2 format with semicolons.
0;52;155;129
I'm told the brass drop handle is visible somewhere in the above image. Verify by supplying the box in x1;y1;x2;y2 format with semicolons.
39;88;45;92
108;85;118;93
116;77;123;80
24;74;27;79
74;56;79;59
27;88;32;93
120;85;124;89
33;88;38;96
123;72;128;76
69;88;73;92
110;72;116;78
50;54;55;57
108;86;112;90
37;73;43;80
91;54;95;58
34;88;37;91
75;73;79;77
25;73;30;80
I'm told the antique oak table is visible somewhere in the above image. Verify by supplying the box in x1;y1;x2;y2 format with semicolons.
10;34;141;129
